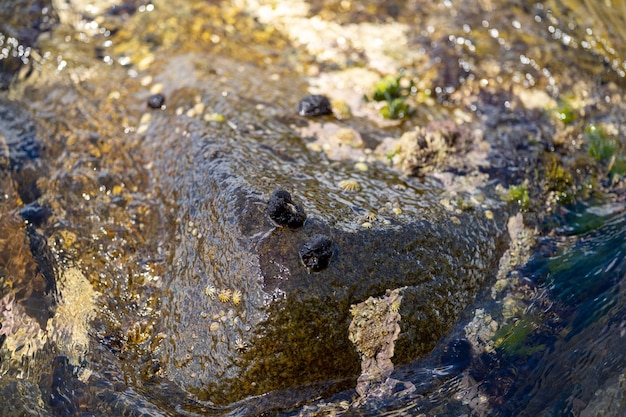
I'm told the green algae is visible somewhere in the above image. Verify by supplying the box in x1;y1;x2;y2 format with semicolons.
544;156;575;205
493;319;546;356
584;123;626;179
372;74;407;102
586;123;618;162
554;98;579;125
368;73;415;119
507;184;530;211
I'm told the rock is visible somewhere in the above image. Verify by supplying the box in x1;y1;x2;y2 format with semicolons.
138;112;510;407
0;45;510;415
297;94;333;117
0;1;56;90
1;93;40;156
348;289;403;397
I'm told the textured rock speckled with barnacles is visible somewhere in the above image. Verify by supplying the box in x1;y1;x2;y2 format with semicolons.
376;121;475;175
348;288;414;399
455;214;539;414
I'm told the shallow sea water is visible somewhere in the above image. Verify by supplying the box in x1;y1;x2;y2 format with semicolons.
1;0;626;416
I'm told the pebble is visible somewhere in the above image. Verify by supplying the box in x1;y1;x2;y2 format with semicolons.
440;338;472;372
19;201;52;226
147;93;165;109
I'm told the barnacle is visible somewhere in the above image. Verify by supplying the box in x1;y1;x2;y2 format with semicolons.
354;162;368;172
218;288;232;303
234;337;247;352
364;211;377;221
204;284;217;299
232;290;242;305
338;179;361;192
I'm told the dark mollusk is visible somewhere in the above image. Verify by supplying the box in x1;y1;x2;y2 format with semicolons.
297;94;332;117
267;190;307;228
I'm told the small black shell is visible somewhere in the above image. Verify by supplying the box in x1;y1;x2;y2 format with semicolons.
147;93;165;109
297;94;332;117
299;234;333;272
267;190;307;228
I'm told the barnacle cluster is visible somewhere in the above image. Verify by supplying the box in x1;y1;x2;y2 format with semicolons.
204;285;243;305
355;210;393;229
218;288;232;303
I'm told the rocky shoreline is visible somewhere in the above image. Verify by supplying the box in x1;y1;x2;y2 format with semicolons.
1;0;625;415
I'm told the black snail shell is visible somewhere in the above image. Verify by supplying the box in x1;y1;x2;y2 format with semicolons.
299;234;333;272
297;94;332;117
267;190;307;228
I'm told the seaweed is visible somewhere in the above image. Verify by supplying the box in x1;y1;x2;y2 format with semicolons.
367;74;415;120
506;184;530;211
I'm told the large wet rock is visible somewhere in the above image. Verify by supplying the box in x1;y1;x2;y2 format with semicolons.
3;0;626;414
137;76;510;405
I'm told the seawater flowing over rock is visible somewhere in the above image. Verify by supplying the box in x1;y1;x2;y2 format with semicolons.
2;0;626;415
0;43;509;412
140;91;509;405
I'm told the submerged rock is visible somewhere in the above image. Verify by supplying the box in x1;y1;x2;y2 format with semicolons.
440;338;472;372
19;201;52;226
0;97;44;204
139;111;510;407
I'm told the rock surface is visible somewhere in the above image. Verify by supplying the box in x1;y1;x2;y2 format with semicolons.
139;107;509;405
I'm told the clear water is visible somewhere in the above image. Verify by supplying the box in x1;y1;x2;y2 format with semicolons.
1;0;625;416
